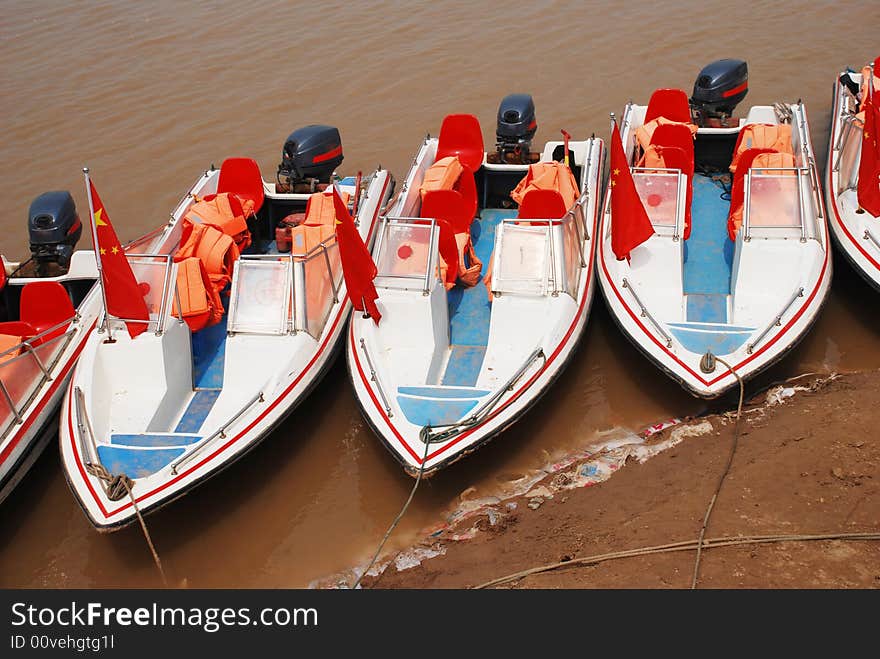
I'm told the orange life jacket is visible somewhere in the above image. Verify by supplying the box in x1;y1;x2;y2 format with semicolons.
175;219;239;292
730;124;793;173
186;192;252;252
420;156;464;199
510;161;579;209
0;333;23;365
172;256;224;332
635;117;698;152
304;190;350;226
289;222;336;255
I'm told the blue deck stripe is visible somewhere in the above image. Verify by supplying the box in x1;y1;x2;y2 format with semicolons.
397;395;480;426
442;346;487;386
111;433;201;447
96;445;185;479
398;385;490;398
683;175;734;297
687;294;727;324
192;309;228;389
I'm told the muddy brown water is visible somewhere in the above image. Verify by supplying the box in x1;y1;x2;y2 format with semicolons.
1;1;878;587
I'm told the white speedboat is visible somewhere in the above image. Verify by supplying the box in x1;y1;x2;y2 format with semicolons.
60;126;393;530
598;59;831;398
347;96;603;476
826;56;880;291
0;192;98;504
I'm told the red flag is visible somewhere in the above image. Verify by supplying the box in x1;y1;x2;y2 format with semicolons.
0;255;6;292
87;178;150;338
857;94;880;217
332;186;381;324
610;123;654;261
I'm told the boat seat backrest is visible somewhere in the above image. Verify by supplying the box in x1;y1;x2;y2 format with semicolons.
172;256;223;332
20;281;75;340
644;88;692;124
729;123;793;173
436;114;484;172
510;161;579;210
517;189;568;221
217;157;265;215
421;188;472;234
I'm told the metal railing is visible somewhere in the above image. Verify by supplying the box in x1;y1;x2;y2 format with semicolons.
169;389;265;475
359;338;392;416
104;253;175;337
374;216;438;295
419;347;546;444
864;228;880;251
746;286;804;354
742;168;809;243
621;277;673;348
0;319;78;440
73;385;99;466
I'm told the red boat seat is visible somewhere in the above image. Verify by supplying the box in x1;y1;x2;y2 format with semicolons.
422;190;481;288
216;157;265;215
644;88;692;124
20;281;75;342
436;114;484;171
421;189;472;234
517;189;568;224
646;123;695;239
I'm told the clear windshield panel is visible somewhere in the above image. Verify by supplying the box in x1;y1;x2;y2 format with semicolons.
493;224;549;295
303;244;340;339
229;259;291;335
127;256;171;324
0;350;43;426
561;213;581;299
633;172;680;228
747;171;802;228
376;222;433;280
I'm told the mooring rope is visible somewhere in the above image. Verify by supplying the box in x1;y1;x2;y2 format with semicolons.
473;532;880;589
352;439;431;589
691;355;744;589
85;463;168;587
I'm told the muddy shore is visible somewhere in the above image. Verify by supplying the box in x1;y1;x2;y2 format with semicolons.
360;371;880;589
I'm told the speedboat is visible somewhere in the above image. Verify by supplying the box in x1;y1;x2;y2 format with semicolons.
597;59;831;398
60;126;393;531
0;192;98;504
826;56;880;291
347;95;604;476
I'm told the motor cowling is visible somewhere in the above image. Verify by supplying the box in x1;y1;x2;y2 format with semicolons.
495;93;537;164
28;190;81;274
690;59;749;126
277;125;344;192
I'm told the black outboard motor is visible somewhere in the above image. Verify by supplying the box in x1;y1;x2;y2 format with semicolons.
28;191;81;276
495;93;537;164
690;59;749;127
276;125;344;192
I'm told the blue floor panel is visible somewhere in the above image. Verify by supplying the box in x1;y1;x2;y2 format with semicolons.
96;445;185;479
174;390;222;434
684;175;734;297
687;294;728;324
442;346;487;386
398;385;490;398
441;209;514;386
397;395;480;426
192;309;228;390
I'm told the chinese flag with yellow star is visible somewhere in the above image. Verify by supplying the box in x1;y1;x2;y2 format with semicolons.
332;185;381;324
610;123;654;261
857;91;880;217
88;179;150;338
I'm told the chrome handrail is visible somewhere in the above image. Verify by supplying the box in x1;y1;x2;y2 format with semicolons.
359;338;392;416
864;228;880;251
74;386;99;466
0;381;22;424
170;389;265;474
621;277;673;348
420;347;546;444
0;316;77;361
747;286;804;354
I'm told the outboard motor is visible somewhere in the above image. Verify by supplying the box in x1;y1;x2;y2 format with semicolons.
28;190;81;276
495;93;538;164
276;125;344;192
690;59;749;127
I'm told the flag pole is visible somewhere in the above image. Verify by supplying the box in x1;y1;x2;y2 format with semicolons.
83;167;114;343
